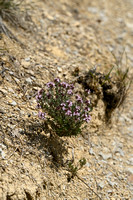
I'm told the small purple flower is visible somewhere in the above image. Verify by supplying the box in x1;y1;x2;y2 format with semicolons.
76;112;80;116
38;111;42;118
61;82;69;88
65;110;72;116
83;115;91;123
38;89;44;96
54;78;60;83
36;103;41;109
36;94;42;101
85;107;91;112
73;112;80;116
62;107;66;111
69;84;74;90
76;97;83;104
38;111;46;119
46;82;55;88
67;89;73;95
60;103;66;111
75;106;80;111
85;100;90;105
73;112;76;116
38;94;42;99
46;92;51;99
41;113;46;119
84;113;88;118
75;95;83;103
68;101;73;107
75;94;80;100
66;100;73;107
36;95;39;102
60;103;66;107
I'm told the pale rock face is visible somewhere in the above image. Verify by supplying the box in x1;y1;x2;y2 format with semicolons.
0;0;133;199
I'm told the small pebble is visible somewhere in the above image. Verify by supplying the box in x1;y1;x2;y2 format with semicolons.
128;157;133;165
88;7;98;14
125;167;133;174
113;147;124;156
108;180;118;187
99;152;112;160
98;181;105;189
0;148;6;159
26;77;33;84
57;67;62;72
25;57;30;62
8;88;14;93
85;162;90;168
89;148;95;155
10;100;17;106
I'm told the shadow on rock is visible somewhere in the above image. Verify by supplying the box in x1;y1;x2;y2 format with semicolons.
21;119;68;169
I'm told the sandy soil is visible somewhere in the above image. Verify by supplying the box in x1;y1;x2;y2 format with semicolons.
0;0;133;199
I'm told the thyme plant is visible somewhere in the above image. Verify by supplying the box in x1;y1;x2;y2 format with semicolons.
36;78;91;137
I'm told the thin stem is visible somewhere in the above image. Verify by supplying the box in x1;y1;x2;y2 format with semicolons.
76;175;103;200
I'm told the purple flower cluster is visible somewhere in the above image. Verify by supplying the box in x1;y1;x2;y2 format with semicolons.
45;79;74;97
57;95;90;123
36;78;91;136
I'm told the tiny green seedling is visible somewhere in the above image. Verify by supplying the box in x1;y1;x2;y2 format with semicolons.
67;158;86;181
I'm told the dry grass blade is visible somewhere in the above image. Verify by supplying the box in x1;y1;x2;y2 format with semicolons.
0;15;19;40
112;51;132;108
76;175;103;200
0;0;33;43
0;0;22;25
0;0;22;41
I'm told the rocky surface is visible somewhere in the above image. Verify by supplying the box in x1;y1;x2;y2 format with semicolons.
0;0;133;199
